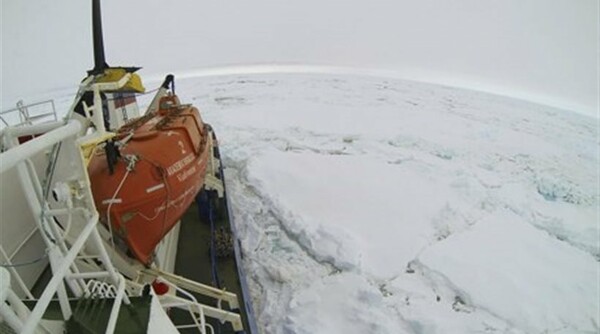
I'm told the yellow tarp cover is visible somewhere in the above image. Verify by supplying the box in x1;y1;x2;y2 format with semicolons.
95;68;146;93
79;132;116;166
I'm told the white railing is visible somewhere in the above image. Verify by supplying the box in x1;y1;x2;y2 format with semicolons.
0;267;35;333
0;118;130;334
158;294;244;333
134;269;245;333
0;99;58;128
0;120;80;173
158;279;210;333
140;268;240;310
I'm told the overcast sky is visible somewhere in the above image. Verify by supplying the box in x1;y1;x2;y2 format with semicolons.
1;0;598;116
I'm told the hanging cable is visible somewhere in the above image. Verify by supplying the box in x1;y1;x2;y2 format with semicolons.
0;250;49;268
105;155;138;250
106;170;129;251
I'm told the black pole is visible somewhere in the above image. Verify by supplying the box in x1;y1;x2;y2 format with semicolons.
90;0;109;74
160;74;175;90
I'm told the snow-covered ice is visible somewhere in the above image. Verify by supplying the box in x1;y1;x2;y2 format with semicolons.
194;73;598;334
31;71;600;333
245;150;460;278
419;212;598;333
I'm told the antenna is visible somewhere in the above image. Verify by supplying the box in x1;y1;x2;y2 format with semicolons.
89;0;109;74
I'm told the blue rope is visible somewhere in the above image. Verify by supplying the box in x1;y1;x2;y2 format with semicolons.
207;194;221;289
207;193;224;334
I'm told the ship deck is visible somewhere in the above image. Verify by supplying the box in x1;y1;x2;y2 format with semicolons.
172;191;254;333
28;190;254;334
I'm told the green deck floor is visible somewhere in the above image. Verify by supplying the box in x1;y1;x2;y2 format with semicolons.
172;193;252;333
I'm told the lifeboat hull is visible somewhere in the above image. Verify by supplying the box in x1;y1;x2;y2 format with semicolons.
89;96;209;264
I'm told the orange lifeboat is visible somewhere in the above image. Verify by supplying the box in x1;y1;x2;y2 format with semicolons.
88;94;210;264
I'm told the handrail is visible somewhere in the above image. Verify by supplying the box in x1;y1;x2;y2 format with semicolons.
105;275;127;334
129;272;245;333
158;278;206;333
159;294;244;332
0;100;56;116
0;268;24;332
140;268;240;309
0;120;81;173
20;212;98;334
0;99;57;127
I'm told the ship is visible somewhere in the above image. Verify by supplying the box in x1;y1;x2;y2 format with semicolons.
0;1;258;333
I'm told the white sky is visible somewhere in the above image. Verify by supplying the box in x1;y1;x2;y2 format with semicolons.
1;0;598;116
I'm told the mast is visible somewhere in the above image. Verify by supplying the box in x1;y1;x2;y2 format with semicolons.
89;0;109;74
